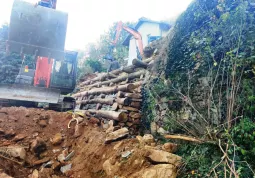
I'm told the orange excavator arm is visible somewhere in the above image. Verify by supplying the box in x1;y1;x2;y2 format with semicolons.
112;21;144;58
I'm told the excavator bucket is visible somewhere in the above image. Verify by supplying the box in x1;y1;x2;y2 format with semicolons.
7;0;68;59
0;84;61;104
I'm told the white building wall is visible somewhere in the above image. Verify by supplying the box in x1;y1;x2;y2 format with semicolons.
128;38;138;66
127;22;161;66
161;29;170;37
138;22;161;47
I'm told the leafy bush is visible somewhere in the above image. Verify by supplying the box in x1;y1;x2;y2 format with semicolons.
84;58;105;73
229;118;255;176
177;143;222;178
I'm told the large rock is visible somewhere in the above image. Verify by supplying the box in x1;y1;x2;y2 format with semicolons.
13;134;26;142
141;164;177;178
74;125;82;138
29;169;39;178
0;172;13;178
105;128;129;144
31;138;47;155
51;133;63;145
136;135;143;144
106;126;121;134
60;164;72;174
103;158;120;176
39;168;54;178
57;149;68;163
142;134;155;145
57;153;66;163
89;117;100;125
162;143;178;153
52;160;61;170
38;120;48;128
145;149;181;167
39;114;51;120
8;146;26;160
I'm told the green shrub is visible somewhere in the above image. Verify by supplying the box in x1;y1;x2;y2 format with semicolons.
84;58;106;73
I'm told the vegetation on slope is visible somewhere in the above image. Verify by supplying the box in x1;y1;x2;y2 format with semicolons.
142;0;255;177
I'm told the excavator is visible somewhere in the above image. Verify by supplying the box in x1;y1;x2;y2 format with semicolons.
104;21;144;70
113;21;144;59
0;0;78;110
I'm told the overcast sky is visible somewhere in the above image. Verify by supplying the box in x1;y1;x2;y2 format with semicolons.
0;0;192;50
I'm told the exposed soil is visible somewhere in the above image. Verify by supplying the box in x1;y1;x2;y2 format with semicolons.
0;107;71;177
0;107;178;178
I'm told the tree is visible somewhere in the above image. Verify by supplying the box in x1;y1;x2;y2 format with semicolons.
77;21;136;81
98;21;136;65
84;58;105;73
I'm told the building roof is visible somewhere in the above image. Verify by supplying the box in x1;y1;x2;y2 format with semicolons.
122;17;171;46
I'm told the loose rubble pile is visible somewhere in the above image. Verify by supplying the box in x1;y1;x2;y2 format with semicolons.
73;57;155;135
0;107;182;178
0;107;74;178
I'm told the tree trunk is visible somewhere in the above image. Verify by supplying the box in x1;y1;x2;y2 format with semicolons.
129;112;142;119
79;57;154;87
117;83;136;92
131;98;142;102
88;95;94;100
86;109;128;122
96;103;102;110
125;93;142;99
76;98;114;105
99;94;106;98
130;101;141;109
117;91;125;98
126;122;133;127
122;106;139;112
79;72;117;86
116;97;130;106
133;81;143;88
88;70;145;88
111;103;119;111
73;83;135;97
132;58;148;68
122;65;136;73
132;119;141;125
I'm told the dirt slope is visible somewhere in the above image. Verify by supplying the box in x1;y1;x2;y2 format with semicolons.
0;107;180;178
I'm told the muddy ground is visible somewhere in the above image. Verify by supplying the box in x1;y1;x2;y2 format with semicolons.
0;107;180;178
